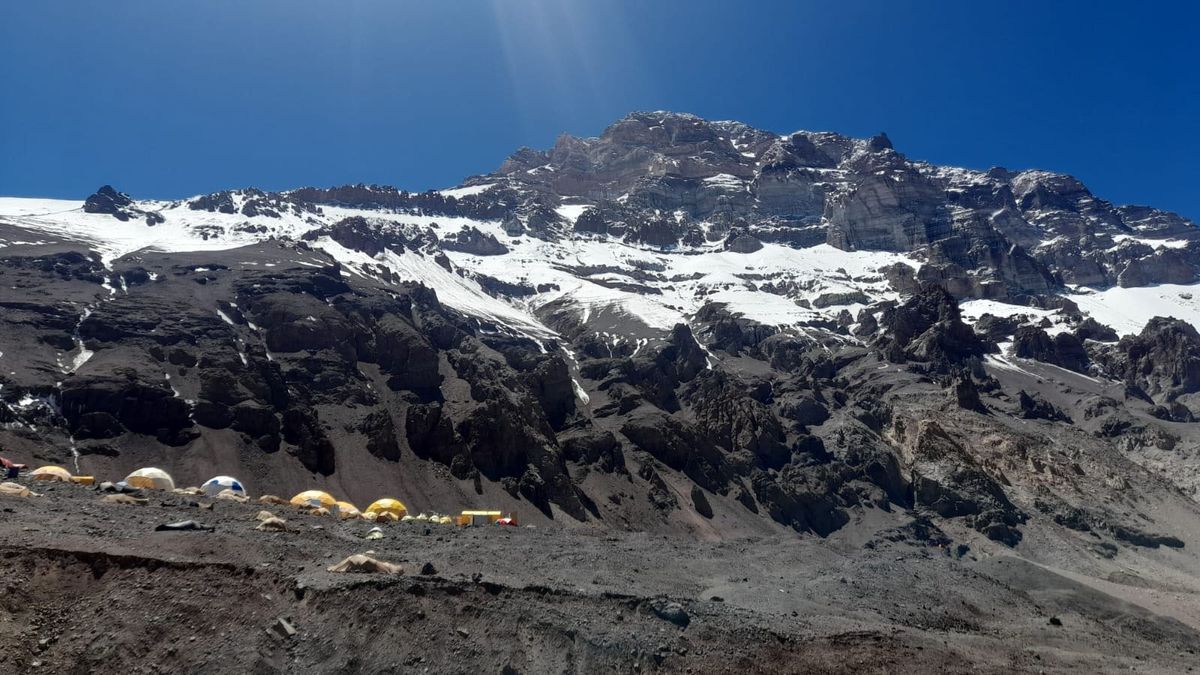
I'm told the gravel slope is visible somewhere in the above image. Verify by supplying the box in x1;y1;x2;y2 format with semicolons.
1;480;1198;674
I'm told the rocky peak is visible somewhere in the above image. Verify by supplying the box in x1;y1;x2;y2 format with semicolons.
84;185;133;211
83;185;163;225
867;132;893;151
464;111;1200;306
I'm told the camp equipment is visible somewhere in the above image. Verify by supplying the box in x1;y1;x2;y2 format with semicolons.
0;457;27;479
155;520;211;532
365;498;408;520
335;501;362;520
456;510;504;527
125;467;175;491
289;490;336;509
201;475;247;498
30;466;72;482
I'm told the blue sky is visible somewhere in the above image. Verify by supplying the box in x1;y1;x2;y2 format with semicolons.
2;1;1197;219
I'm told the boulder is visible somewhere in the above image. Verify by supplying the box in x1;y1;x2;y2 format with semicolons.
256;517;288;532
1017;390;1071;422
691;486;714;519
648;599;690;627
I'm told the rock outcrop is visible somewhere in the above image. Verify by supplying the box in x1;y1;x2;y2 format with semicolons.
83;185;163;224
1093;318;1200;403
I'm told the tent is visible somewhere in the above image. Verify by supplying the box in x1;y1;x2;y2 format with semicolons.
1;456;27;479
290;490;336;509
365;498;408;520
125;468;175;491
201;475;247;498
30;466;72;482
335;501;361;520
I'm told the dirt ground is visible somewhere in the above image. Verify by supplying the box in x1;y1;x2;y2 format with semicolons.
1;480;1198;674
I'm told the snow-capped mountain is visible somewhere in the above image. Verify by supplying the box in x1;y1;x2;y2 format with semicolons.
3;112;1200;552
5;111;1198;347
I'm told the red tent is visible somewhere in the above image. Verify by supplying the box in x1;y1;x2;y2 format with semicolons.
1;456;27;479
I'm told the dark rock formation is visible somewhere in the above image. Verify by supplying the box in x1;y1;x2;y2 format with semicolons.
83;185;133;216
83;185;162;224
442;226;509;255
1017;390;1071;422
724;229;764;253
1073;318;1119;343
1012;327;1089;373
876;284;990;370
1093;318;1200;403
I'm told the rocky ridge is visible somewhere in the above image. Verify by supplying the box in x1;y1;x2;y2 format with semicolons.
1;111;1200;562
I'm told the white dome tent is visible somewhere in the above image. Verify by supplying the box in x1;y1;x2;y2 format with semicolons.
201;475;247;498
124;467;175;491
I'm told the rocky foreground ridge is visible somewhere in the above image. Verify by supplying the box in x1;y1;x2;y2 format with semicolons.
2;112;1200;563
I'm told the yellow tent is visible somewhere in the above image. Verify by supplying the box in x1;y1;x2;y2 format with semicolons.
290;490;336;509
335;501;361;520
457;510;504;527
365;498;408;520
30;466;72;482
125;467;175;491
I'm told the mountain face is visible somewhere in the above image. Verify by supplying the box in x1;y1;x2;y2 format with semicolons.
3;111;1200;555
